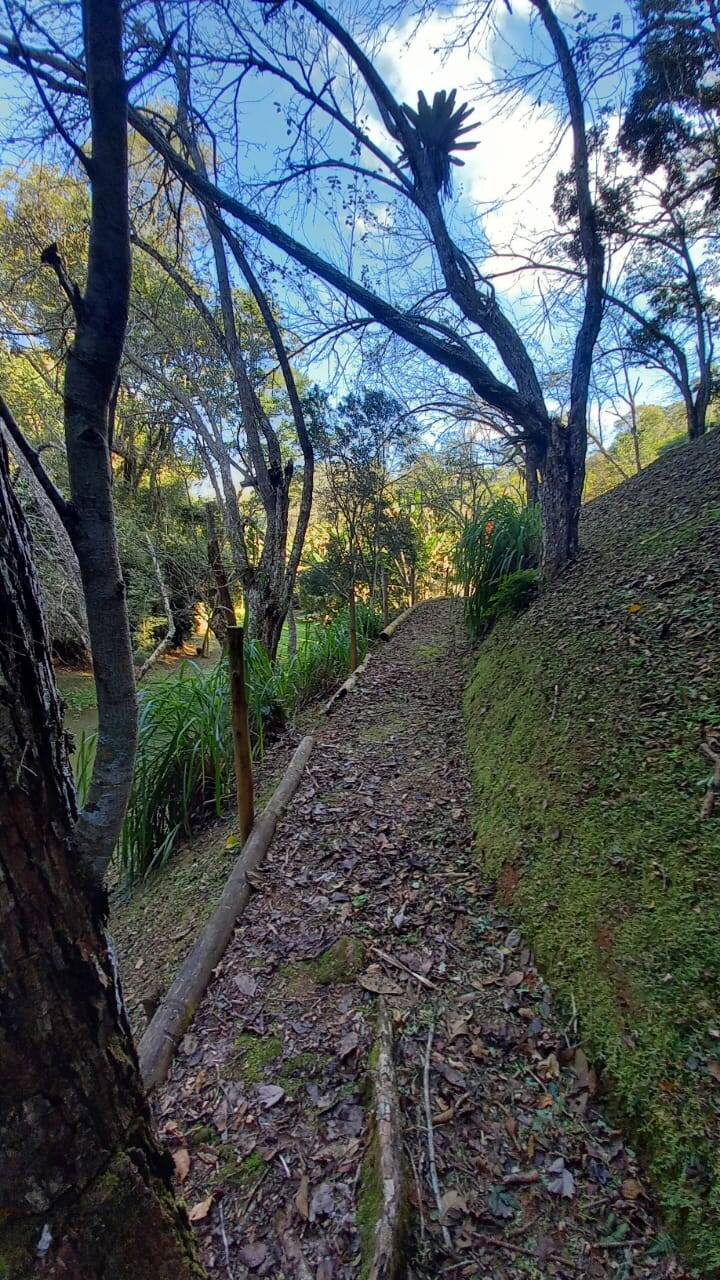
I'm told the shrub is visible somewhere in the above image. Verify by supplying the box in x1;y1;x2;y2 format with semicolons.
482;568;539;631
455;498;541;635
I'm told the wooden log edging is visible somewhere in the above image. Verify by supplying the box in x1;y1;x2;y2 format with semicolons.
324;653;371;715
365;999;406;1280
138;734;315;1092
379;605;415;642
325;605;418;716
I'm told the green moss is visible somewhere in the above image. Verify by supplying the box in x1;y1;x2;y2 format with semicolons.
356;1134;383;1280
188;1124;220;1147
0;1212;37;1279
413;641;444;661
213;1148;265;1189
276;1049;327;1098
279;937;365;993
231;1033;283;1082
464;440;720;1271
358;717;404;743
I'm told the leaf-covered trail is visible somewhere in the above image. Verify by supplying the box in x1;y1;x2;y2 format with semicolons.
156;600;689;1279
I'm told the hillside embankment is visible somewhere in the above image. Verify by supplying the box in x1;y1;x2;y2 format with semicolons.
465;431;720;1269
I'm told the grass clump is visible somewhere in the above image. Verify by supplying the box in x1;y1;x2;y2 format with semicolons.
77;603;382;890
455;497;541;635
464;433;720;1271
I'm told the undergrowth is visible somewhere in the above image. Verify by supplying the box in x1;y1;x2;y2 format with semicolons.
464;432;720;1270
455;497;541;634
77;602;382;889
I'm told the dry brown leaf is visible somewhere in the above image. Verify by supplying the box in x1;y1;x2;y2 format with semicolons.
188;1194;213;1222
621;1178;644;1201
358;965;403;996
295;1173;309;1220
172;1147;190;1183
538;1052;560;1079
432;1106;454;1125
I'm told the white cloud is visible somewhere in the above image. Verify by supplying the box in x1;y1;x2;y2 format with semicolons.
375;4;574;281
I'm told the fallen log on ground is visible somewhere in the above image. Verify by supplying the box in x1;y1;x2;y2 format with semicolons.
359;999;407;1280
138;734;315;1091
379;606;415;642
324;653;371;715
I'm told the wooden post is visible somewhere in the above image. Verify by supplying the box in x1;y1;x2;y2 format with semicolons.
381;565;389;627
444;564;450;596
348;585;358;673
409;563;416;607
227;625;254;843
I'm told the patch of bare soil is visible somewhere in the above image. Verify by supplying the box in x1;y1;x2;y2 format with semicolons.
151;600;691;1279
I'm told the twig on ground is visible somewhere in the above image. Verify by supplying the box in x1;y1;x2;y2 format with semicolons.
217;1200;233;1280
370;945;437;990
473;1232;578;1269
550;681;560;721
700;726;720;818
423;1022;451;1249
239;1166;269;1215
406;1144;426;1241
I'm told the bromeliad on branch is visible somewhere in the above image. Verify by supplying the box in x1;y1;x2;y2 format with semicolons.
395;89;479;197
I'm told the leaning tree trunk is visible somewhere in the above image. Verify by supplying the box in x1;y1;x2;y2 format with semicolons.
0;445;204;1279
538;420;581;580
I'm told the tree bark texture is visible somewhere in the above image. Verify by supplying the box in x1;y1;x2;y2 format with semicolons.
62;0;137;882
0;441;203;1280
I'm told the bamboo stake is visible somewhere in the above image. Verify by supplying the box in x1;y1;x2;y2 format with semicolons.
227;625;254;842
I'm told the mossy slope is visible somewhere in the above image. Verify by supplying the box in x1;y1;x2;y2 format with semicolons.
465;431;720;1271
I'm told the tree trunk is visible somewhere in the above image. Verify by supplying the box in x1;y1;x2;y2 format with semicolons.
538;421;580;580
0;442;203;1280
525;445;540;506
287;598;297;659
204;503;235;647
409;564;417;607
60;0;138;883
381;566;389;627
348;584;358;673
246;582;285;660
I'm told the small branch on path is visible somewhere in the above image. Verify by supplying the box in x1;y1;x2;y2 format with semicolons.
472;1232;579;1269
366;998;406;1280
423;1022;451;1249
550;682;560;722
370;945;437;990
700;726;720;819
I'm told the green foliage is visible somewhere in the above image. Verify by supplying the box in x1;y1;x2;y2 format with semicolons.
455;498;542;634
482;569;539;630
76;603;382;890
584;403;691;501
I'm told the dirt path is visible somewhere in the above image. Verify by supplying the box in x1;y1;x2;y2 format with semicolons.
156;600;690;1279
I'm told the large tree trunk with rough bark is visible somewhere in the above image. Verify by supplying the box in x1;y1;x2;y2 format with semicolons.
246;579;285;659
538;421;582;579
0;442;203;1280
